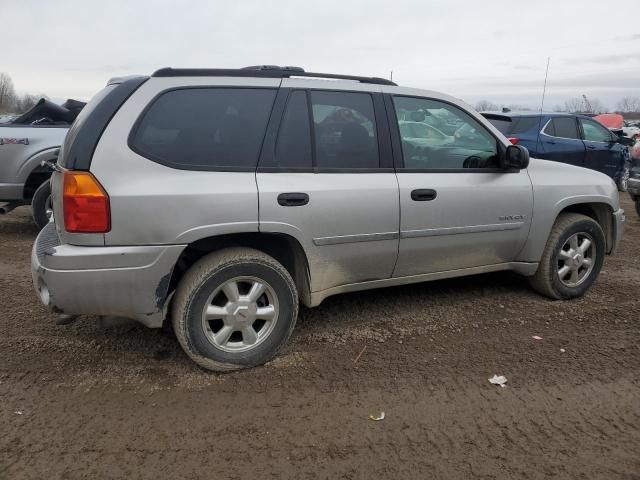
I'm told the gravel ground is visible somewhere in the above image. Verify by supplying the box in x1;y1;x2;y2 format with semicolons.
1;198;639;479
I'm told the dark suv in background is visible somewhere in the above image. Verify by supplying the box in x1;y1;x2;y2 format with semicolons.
483;112;630;191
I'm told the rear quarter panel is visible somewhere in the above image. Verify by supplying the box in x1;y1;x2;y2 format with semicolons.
89;77;281;246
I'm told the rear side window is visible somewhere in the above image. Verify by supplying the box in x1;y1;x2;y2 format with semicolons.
130;88;276;170
310;91;379;169
552;118;580;139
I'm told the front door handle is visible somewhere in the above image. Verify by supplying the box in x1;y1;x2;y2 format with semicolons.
411;189;437;201
277;192;309;207
587;145;597;150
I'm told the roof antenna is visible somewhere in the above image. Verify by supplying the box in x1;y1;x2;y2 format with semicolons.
390;70;393;82
539;57;550;113
535;57;551;156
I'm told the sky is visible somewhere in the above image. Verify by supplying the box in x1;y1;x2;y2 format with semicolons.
3;0;639;110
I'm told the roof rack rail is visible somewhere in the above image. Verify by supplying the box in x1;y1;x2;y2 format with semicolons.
151;66;397;86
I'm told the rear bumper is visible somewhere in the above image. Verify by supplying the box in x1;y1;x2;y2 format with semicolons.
0;182;24;201
610;208;625;255
31;223;185;327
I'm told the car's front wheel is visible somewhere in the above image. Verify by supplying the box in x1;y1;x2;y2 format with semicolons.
635;200;640;217
171;248;298;371
31;180;52;230
529;213;605;299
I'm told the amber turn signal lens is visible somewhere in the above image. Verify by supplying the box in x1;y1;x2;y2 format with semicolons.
62;171;110;233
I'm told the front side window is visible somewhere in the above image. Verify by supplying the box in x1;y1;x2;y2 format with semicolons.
393;96;499;169
580;118;613;143
130;88;276;169
310;91;379;169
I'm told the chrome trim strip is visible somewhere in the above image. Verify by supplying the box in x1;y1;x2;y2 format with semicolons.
313;231;399;246
400;222;523;239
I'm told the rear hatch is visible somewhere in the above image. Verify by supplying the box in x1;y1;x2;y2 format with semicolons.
52;76;148;246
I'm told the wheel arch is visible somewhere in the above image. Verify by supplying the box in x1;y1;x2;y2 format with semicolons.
20;148;59;199
517;197;616;262
166;232;312;309
556;202;614;253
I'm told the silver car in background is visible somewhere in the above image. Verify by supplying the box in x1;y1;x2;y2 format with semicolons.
31;66;624;371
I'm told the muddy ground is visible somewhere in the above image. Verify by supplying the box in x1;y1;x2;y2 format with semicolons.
1;198;639;479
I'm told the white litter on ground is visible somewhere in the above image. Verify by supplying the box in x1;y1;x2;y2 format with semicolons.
532;335;543;340
560;348;566;353
489;375;508;388
369;412;385;421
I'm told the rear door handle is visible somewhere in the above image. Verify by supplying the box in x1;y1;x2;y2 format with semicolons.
411;189;437;201
277;192;309;207
587;145;597;150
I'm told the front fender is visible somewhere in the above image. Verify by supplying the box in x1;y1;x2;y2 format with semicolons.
517;194;617;262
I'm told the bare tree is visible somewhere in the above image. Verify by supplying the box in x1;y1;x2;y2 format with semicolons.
15;94;42;113
616;96;640;113
562;97;583;113
0;72;16;111
556;97;606;114
505;104;532;111
474;100;499;112
588;98;606;114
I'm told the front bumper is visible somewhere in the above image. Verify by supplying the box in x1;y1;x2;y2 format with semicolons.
31;223;185;328
610;208;625;255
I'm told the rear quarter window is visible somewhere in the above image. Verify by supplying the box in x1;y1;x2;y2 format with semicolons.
130;88;277;170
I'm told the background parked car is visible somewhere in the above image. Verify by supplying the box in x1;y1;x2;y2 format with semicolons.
628;141;640;216
483;112;631;191
0;98;85;228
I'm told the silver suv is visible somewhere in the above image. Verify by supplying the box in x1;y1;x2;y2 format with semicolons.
31;66;625;371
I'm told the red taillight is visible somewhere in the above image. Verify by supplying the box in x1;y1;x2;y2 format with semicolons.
507;137;519;145
62;171;110;233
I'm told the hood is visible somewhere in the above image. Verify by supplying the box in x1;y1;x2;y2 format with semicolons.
527;157;619;210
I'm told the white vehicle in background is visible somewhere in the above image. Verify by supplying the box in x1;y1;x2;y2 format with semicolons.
623;121;640;141
0;98;85;228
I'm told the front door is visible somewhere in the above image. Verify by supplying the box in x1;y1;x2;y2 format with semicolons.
387;94;533;277
256;85;400;293
579;117;625;181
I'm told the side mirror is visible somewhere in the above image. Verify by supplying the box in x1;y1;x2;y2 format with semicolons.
503;144;529;170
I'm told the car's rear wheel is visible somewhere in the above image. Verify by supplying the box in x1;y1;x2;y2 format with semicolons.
617;162;630;192
635;200;640;217
171;247;298;371
529;213;605;299
31;180;52;230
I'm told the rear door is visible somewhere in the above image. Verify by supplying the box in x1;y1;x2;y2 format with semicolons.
256;83;400;293
538;116;585;167
579;117;625;180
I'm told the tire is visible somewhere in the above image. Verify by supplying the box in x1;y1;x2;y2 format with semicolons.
617;162;630;192
635;200;640;217
529;213;605;300
171;247;298;372
31;180;52;230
